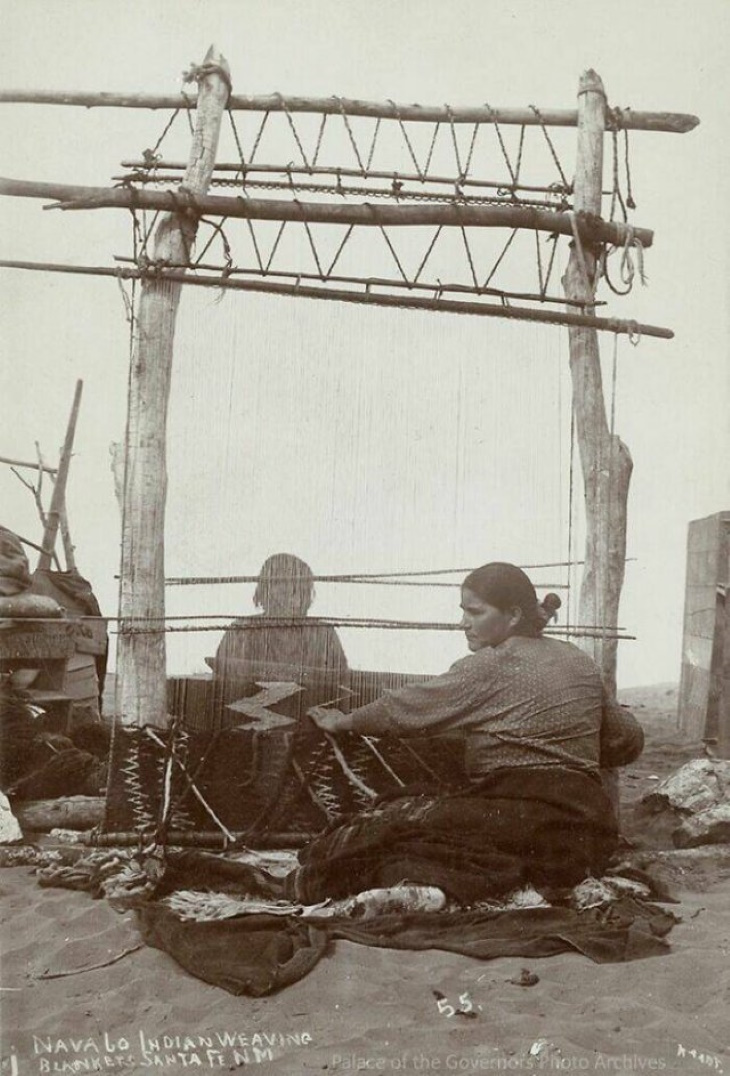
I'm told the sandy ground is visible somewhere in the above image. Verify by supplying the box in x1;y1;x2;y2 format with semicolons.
2;685;729;1076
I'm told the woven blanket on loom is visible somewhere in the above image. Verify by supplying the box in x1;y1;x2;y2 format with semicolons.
103;722;465;840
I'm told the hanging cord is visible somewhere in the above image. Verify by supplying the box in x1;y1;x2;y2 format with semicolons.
599;226;647;296
623;126;636;210
609;128;627;224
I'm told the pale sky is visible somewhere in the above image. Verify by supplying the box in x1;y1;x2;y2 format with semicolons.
1;0;728;688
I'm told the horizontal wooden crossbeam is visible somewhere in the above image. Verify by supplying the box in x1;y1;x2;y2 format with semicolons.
0;177;654;247
0;89;699;132
0;258;674;338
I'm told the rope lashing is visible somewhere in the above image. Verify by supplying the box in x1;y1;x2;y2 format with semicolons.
377;224;409;283
226;108;251;197
483;228;518;289
460;226;479;289
529;105;570;190
484;103;518;186
627;320;642;347
142;106;182;171
193;217;233;272
393;98;426;180
423;121;441;177
325;223;354;278
276;91;311;169
248;110;270;164
541;233;560;298
337;96;367;172
312;111;328;168
413;226;443;284
366;117;382;172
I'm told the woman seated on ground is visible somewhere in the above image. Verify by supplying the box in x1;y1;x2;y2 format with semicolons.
297;562;643;907
212;553;349;726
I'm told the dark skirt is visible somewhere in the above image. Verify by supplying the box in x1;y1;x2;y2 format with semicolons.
289;766;619;906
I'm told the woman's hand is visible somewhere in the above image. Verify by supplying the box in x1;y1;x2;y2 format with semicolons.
307;706;351;733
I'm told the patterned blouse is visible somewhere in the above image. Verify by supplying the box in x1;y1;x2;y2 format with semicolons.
348;636;643;779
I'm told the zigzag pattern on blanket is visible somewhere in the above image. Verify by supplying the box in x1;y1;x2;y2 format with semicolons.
104;723;465;844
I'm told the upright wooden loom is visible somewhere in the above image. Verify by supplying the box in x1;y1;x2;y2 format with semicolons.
0;51;710;803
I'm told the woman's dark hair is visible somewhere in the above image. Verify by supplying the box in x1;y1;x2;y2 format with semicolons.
462;562;560;638
253;553;315;615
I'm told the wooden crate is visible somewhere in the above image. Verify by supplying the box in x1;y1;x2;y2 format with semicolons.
0;621;77;662
678;512;730;748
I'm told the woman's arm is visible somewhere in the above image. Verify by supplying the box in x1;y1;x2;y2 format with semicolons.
600;691;645;767
310;653;491;737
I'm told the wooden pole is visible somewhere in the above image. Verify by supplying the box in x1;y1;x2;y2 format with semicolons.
0;177;655;250
0;259;674;339
117;48;230;729
38;380;83;571
0;89;700;132
58;506;76;572
563;71;632;696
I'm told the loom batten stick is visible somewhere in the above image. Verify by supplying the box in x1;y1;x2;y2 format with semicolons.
91;830;311;849
0;259;674;339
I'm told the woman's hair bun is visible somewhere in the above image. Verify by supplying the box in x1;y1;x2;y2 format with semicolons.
539;593;562;625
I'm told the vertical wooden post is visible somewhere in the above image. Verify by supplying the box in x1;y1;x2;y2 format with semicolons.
563;70;632;696
117;48;230;728
38;379;83;571
58;507;76;572
719;583;730;758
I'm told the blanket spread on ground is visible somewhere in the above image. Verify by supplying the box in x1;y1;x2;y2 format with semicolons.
139;888;676;998
136;761;676;997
